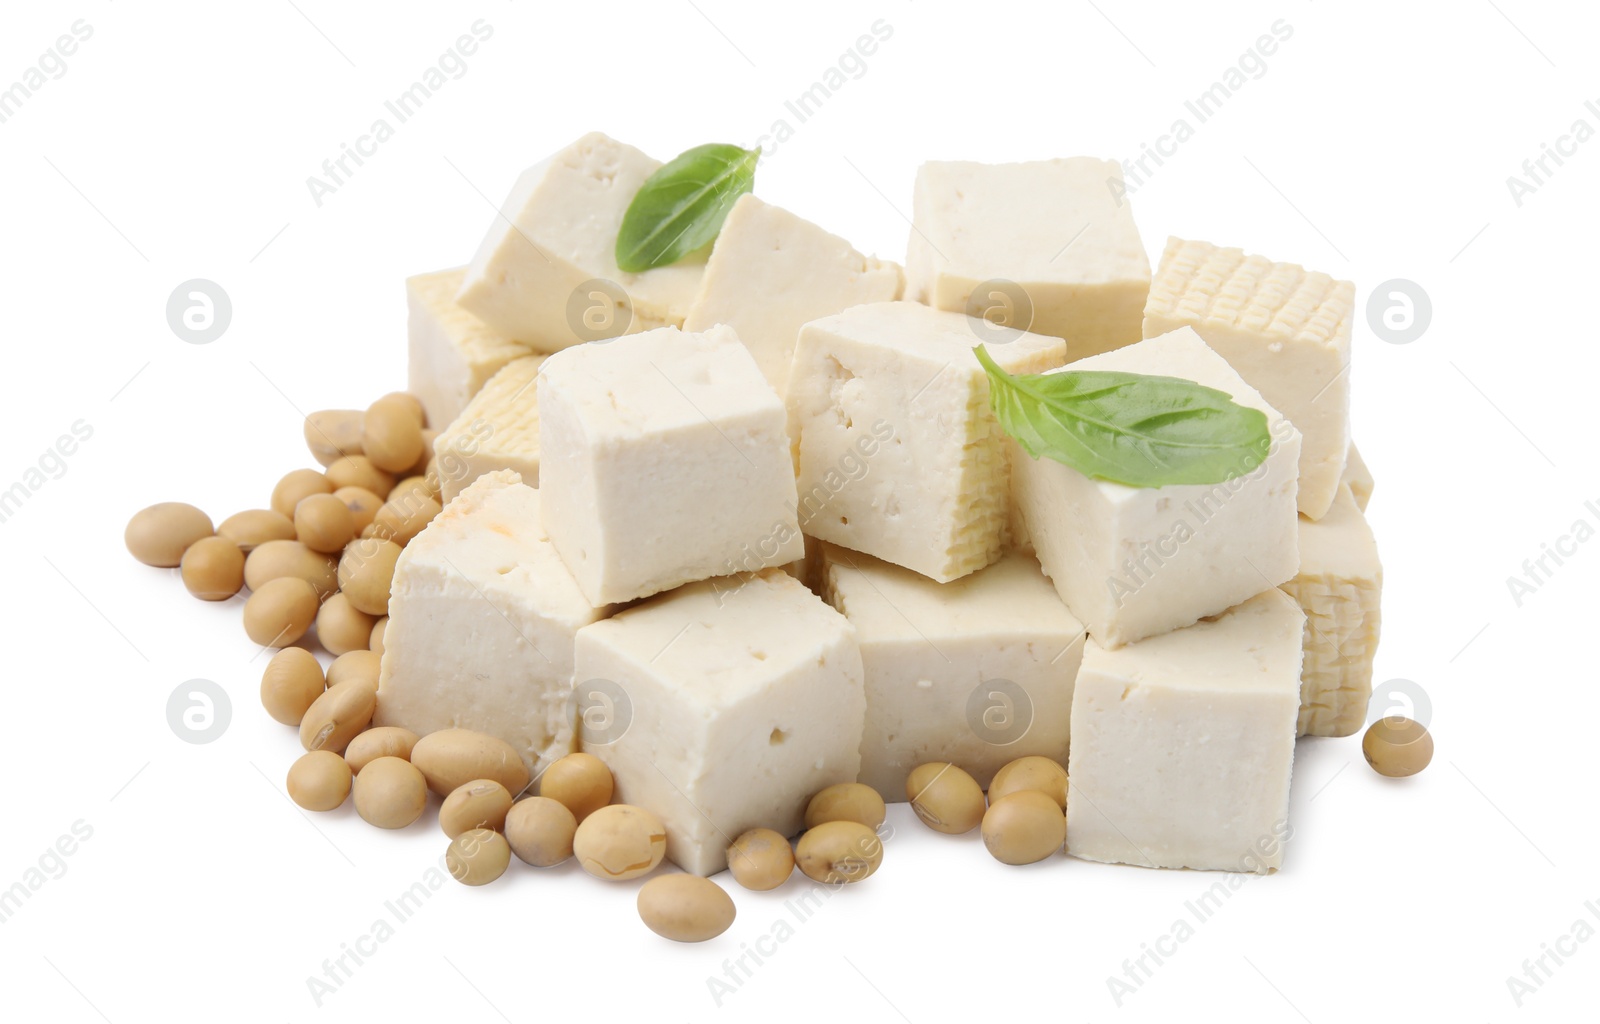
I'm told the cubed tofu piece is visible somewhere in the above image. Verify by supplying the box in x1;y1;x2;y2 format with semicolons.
1281;486;1382;737
1066;589;1304;873
406;267;533;430
788;301;1066;583
537;323;804;606
373;471;609;779
1010;327;1301;648
574;570;865;875
1143;238;1354;520
906;158;1151;360
683;194;904;398
434;356;544;503
1342;442;1373;511
456;132;705;351
820;544;1085;798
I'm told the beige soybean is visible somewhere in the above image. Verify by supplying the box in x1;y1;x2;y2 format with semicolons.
270;469;333;519
364;397;425;473
727;828;794;891
243;577;319;647
299;678;378;754
637;875;736;943
325;455;394;497
334;486;384;533
447;829;511;886
125;502;213;567
988;755;1068;811
388;476;434;508
217;509;295;552
354;756;427;829
327;649;381;688
369;616;388;657
805;782;886;829
244;540;338;597
981;791;1066;865
180;536;245;601
287;751;352;811
906;762;985;835
344;727;419;773
410;728;531;796
304;409;364;467
505;797;577;867
405;436;438;490
259;647;326;726
293;493;354;554
440;780;514;839
796;821;882;884
381;391;427;427
370;494;441;547
573;804;667;881
314;593;376;657
1363;717;1433;778
539;752;613;823
338;538;402;616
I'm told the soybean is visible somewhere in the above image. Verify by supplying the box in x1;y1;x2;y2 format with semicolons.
270;469;333;519
344;727;419;773
338;538;402;616
410;729;531;796
907;762;985;835
364;396;425;473
325;455;393;497
354;756;427;829
539;753;613;823
573;804;667;881
981;791;1065;865
505;797;577;867
299;678;378;754
334;486;384;533
260;647;326;726
287;751;352;811
125;502;213;567
293;493;355;554
796;821;882;884
217;509;295;552
369;616;388;657
637;875;736;942
304;409;364;467
805;782;886;829
440;780;514;839
180;535;245;601
447;829;511;886
988;755;1068;811
243;577;319;648
326;649;381;688
244;540;338;597
1363;717;1433;778
315;593;376;657
727;828;794;891
370;494;440;546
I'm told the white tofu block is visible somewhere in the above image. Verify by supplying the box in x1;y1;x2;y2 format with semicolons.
1342;442;1373;511
456;132;705;351
574;570;865;875
683;194;904;397
820;544;1085;798
1282;486;1382;737
406;267;533;430
1143;238;1355;520
537;323;805;606
1010;327;1301;648
906;158;1151;360
788;301;1067;583
374;471;609;779
1066;590;1304;873
433;356;544;503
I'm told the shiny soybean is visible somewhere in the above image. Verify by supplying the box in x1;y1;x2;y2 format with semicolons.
315;593;376;657
727;828;794;891
805;782;886;829
217;509;295;552
344;727;419;773
505;797;577;867
243;577;319;647
573;805;667;881
439;780;514;838
259;647;326;726
270;469;333;519
299;678;378;754
125;502;213;567
906;762;985;835
637;875;736;942
180;535;245;601
539;753;613;823
354;756;427;829
287;751;352;811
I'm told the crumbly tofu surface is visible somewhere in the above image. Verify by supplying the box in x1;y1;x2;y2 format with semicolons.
433;356;544;503
406;267;533;430
1143;237;1354;520
1342;441;1373;511
1066;589;1305;873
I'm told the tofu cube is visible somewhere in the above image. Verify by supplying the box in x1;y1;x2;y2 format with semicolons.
456;132;705;351
537;323;805;606
1143;238;1355;520
1281;486;1382;737
374;471;608;779
1066;589;1305;873
574;570;865;875
406;267;532;430
683;194;904;397
820;544;1085;798
906;158;1151;360
1342;442;1373;511
1010;327;1301;648
433;356;544;503
788;301;1066;583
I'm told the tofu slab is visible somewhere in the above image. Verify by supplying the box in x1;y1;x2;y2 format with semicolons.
433;356;544;503
406;267;533;430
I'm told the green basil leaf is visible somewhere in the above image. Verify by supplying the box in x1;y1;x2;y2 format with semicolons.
975;346;1271;488
615;143;759;273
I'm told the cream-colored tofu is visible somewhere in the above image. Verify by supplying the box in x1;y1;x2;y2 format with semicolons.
788;301;1066;583
682;194;903;397
374;471;609;779
573;570;865;876
906;158;1151;360
537;323;804;606
433;356;544;503
1066;589;1304;874
820;544;1084;798
456;132;705;351
1342;442;1373;511
1143;237;1354;520
1010;327;1301;648
406;267;533;430
1282;486;1382;737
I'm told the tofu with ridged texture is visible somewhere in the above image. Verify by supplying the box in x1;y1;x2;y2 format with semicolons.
433;356;544;503
373;471;610;779
1281;485;1382;737
456;132;705;351
788;301;1066;583
1066;589;1304;874
1143;237;1354;520
905;158;1151;360
406;267;533;430
573;570;865;876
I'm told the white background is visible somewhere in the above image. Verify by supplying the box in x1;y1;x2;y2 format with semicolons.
2;0;1595;1020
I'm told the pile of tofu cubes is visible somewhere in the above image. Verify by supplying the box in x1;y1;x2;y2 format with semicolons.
379;132;1382;877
